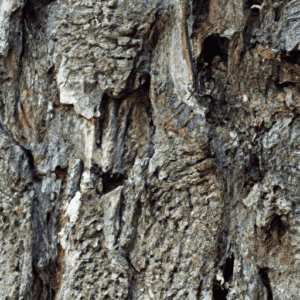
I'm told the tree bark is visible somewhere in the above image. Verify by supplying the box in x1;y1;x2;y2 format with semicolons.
1;0;300;299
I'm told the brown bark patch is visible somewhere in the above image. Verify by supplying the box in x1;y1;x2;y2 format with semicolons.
6;49;19;80
257;45;276;60
20;98;33;129
52;243;65;298
180;0;193;78
279;61;300;85
75;222;80;231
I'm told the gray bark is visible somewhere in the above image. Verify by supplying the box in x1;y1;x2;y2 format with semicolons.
1;0;300;299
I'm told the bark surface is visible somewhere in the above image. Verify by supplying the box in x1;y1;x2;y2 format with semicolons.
1;0;300;299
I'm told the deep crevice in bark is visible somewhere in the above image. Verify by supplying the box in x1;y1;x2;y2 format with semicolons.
244;153;264;190
197;34;229;125
274;6;282;22
212;277;228;300
243;0;263;50
223;254;234;283
259;268;273;300
96;93;110;149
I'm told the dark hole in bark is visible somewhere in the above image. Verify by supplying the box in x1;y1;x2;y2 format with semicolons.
140;73;151;94
23;147;35;170
212;277;228;300
273;185;281;193
96;93;110;149
24;0;56;21
47;212;51;224
281;50;300;65
251;7;260;15
250;153;260;167
223;254;234;282
267;214;287;239
14;261;20;272
102;172;126;194
196;280;203;299
55;166;68;184
200;35;229;67
244;154;264;189
274;7;281;22
47;66;56;82
21;147;41;182
259;268;273;300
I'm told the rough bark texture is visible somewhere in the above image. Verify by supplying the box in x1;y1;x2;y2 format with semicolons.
1;0;300;299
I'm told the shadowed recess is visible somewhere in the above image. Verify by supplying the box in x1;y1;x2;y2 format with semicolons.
223;254;234;283
266;214;288;240
212;277;227;300
192;0;210;29
102;172;126;194
199;35;229;67
259;268;273;300
24;0;56;21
